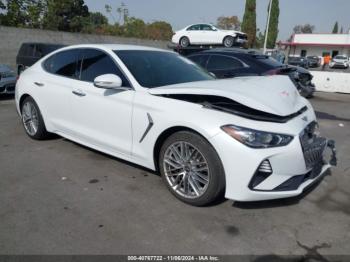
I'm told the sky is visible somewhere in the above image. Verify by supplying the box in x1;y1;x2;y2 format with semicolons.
85;0;350;41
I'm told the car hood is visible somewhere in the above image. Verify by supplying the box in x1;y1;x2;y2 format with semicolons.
149;75;305;116
219;29;246;35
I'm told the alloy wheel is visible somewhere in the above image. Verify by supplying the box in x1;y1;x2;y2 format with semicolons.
163;141;210;199
22;101;39;136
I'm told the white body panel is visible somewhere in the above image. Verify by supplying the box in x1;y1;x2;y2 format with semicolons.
15;44;333;202
172;24;246;46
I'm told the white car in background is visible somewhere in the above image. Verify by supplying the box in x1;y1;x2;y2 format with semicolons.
172;24;247;48
15;44;336;206
329;55;349;69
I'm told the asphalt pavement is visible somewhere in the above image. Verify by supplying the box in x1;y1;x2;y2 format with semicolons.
0;92;349;256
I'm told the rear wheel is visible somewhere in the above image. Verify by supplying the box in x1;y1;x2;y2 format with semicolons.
159;131;225;206
223;36;235;47
179;37;190;48
21;96;49;140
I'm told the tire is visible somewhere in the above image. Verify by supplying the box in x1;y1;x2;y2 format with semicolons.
179;37;190;48
21;96;49;140
159;131;225;206
223;36;235;47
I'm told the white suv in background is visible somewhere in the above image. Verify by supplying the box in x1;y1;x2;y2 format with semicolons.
329;55;349;69
172;24;247;48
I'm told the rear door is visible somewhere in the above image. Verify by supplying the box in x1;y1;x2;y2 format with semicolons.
69;48;134;155
39;49;81;133
186;24;202;44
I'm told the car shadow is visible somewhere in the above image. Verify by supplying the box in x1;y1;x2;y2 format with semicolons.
61;138;158;175
232;169;331;209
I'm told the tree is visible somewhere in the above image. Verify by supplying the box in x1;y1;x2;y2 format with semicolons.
340;26;344;34
241;0;256;48
146;21;173;40
81;12;108;33
216;16;240;30
266;0;279;49
43;0;89;32
0;0;5;9
255;28;265;48
122;17;146;38
332;21;338;34
293;24;315;34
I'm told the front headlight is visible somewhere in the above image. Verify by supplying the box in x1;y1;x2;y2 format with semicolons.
221;125;294;148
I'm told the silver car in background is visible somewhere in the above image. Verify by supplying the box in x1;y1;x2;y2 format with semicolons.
0;65;16;94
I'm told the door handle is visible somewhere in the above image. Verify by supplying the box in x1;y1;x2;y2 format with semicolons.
34;82;44;87
72;89;86;97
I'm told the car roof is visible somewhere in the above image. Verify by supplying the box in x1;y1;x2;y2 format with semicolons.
59;44;168;52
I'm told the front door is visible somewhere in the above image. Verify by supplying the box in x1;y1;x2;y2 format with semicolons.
70;48;134;156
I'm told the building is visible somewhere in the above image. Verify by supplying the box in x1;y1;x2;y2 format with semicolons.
280;33;350;58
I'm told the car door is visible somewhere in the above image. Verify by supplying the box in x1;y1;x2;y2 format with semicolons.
186;24;202;44
200;24;217;44
207;54;246;78
70;48;134;156
39;49;81;133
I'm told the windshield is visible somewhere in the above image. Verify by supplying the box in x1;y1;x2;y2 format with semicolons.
334;55;347;60
115;50;214;88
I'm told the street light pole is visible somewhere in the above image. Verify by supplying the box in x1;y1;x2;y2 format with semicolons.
263;0;273;54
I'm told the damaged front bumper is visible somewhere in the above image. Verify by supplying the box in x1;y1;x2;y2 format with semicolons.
209;121;337;202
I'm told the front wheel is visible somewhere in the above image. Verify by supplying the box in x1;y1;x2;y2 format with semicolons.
223;36;235;47
159;131;225;206
21;96;49;140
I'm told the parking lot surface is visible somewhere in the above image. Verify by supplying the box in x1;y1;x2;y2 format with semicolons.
0;92;349;256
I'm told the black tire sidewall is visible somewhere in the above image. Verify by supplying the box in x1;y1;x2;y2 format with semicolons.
159;131;225;206
21;96;48;140
223;36;234;47
180;37;190;48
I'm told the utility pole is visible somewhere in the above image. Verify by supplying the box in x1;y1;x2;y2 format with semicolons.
263;0;273;54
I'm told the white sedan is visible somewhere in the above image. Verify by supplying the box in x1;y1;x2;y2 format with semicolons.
172;24;247;48
15;44;336;206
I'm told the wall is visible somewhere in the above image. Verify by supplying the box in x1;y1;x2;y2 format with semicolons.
289;45;350;57
0;26;169;69
312;71;350;93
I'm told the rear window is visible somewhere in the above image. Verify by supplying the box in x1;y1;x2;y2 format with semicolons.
19;44;35;57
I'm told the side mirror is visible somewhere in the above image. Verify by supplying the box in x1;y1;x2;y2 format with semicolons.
94;74;123;89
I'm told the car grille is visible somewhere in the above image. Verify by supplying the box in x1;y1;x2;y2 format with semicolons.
300;122;327;169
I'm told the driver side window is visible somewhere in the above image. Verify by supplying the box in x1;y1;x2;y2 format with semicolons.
200;24;214;31
79;49;130;87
